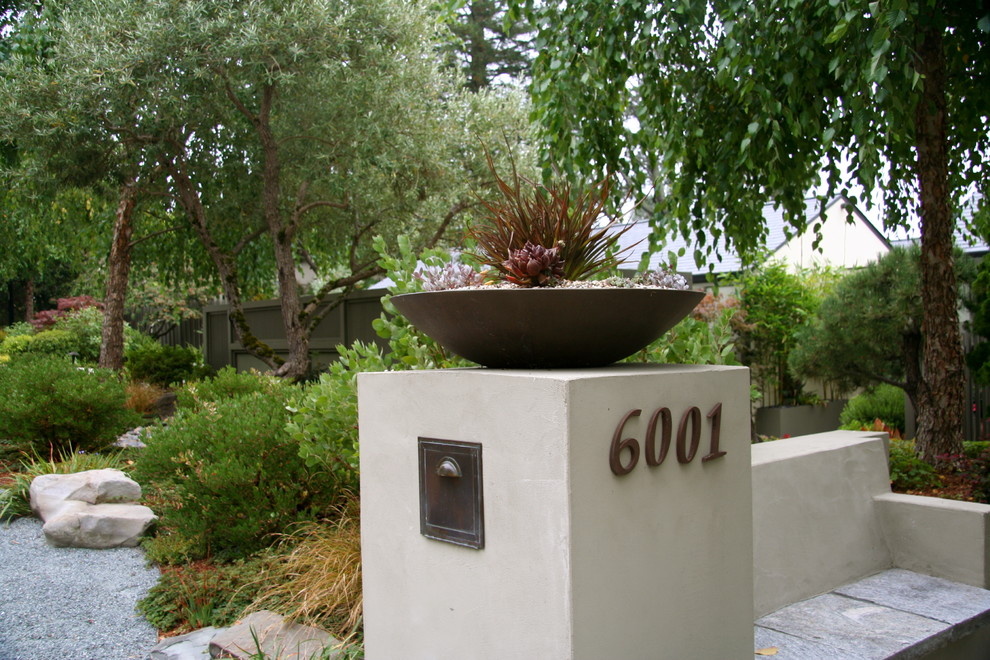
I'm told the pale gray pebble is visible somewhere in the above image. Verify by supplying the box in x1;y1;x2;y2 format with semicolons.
0;517;160;660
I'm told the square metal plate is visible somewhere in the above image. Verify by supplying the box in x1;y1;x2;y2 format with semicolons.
418;438;484;549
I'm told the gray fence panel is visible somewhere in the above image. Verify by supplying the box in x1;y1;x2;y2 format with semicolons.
190;290;386;373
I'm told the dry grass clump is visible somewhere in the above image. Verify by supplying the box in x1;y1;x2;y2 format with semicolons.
124;381;165;415
248;500;363;641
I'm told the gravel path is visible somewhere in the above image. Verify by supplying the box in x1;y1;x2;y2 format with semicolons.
0;517;160;660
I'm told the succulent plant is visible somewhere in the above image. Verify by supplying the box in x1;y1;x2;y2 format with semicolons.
501;241;566;287
634;268;690;290
414;262;486;291
469;151;635;284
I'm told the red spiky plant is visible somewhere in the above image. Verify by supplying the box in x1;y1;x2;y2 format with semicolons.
468;152;635;287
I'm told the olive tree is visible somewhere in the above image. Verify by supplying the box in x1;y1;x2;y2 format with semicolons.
3;0;532;378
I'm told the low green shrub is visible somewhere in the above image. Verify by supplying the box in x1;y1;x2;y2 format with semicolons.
25;329;77;357
888;438;941;491
964;441;990;460
134;392;338;562
1;322;33;338
136;556;270;633
174;366;293;412
288;342;389;493
840;384;906;433
0;355;142;455
126;341;210;387
0;333;34;356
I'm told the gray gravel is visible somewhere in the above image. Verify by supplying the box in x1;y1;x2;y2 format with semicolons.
0;517;160;660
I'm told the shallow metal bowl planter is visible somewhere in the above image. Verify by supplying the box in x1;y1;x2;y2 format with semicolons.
391;288;705;369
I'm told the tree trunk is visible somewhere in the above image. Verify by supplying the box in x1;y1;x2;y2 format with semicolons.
901;329;925;432
24;277;34;322
6;281;14;325
167;155;284;372
99;178;137;370
914;8;965;462
271;229;310;381
256;83;310;381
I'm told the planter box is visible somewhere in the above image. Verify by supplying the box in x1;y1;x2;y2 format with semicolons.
755;400;847;439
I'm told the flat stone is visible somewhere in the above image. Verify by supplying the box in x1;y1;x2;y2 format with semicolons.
209;610;341;660
43;502;157;548
150;626;218;660
754;625;870;659
756;592;949;659
834;568;990;626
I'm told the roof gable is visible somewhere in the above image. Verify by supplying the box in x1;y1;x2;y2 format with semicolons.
614;196;887;277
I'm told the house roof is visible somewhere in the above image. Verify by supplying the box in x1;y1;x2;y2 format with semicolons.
613;196;885;278
887;191;988;257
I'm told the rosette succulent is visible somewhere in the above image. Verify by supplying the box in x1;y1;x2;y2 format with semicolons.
502;241;565;287
415;262;486;291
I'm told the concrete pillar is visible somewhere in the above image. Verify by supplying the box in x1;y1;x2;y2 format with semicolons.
359;364;753;660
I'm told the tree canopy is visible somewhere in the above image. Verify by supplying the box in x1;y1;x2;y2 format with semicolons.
2;0;533;378
516;0;989;458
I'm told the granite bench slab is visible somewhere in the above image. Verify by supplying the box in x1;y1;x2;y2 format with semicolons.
754;569;990;659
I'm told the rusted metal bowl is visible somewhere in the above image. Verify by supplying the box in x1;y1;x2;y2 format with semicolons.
391;288;705;369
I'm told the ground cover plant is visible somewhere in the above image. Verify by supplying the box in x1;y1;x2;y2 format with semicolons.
890;442;990;504
136;556;271;634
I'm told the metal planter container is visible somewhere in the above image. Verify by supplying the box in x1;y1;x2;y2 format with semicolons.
391;288;705;369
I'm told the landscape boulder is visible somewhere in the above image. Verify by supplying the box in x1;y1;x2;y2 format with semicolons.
29;469;156;549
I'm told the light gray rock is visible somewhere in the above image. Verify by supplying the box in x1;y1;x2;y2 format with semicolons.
208;611;341;660
150;627;219;660
29;469;156;548
43;501;157;548
30;468;142;512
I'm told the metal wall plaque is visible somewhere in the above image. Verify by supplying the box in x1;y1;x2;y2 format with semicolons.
418;438;484;549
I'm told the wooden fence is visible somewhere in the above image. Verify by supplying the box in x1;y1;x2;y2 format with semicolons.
157;289;387;373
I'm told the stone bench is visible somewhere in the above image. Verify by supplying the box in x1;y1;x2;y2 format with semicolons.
755;569;990;659
751;432;990;659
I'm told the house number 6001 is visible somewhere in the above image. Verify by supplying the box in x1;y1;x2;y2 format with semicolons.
609;403;725;476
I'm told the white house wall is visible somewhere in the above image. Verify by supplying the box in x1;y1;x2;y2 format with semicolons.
773;201;890;271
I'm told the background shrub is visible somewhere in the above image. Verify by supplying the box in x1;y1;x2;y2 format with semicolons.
134;392;338;562
126;342;210;387
888;438;940;491
0;333;34;356
0;355;142;455
840;384;906;433
49;306;108;362
23;329;77;357
174;367;293;412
